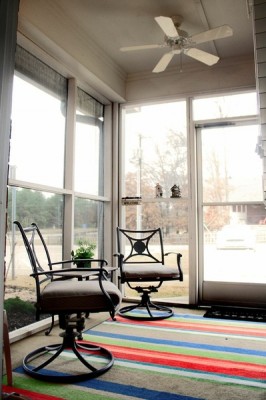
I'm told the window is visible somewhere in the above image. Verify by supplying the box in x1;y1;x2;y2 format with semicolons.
10;46;67;188
193;92;266;303
193;92;257;120
73;89;105;257
5;47;107;331
201;124;261;203
10;74;66;187
75;88;104;195
6;48;67;303
6;188;63;290
122;101;189;303
74;198;104;258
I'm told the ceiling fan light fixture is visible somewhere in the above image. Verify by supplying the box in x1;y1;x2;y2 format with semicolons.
120;15;233;73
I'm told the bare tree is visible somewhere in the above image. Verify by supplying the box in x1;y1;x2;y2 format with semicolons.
125;128;188;236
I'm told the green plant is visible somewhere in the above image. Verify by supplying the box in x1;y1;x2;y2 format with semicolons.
4;296;35;315
71;239;96;264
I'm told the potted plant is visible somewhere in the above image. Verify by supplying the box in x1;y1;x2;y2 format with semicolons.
71;239;96;268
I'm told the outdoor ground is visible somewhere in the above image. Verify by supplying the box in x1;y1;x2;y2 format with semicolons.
6;305;36;331
4;276;38;331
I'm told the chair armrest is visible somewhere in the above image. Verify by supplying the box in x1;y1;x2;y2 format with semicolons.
113;253;124;266
50;258;108;267
113;253;121;257
30;267;108;279
165;252;183;281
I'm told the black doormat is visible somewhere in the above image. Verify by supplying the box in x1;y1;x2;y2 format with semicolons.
203;306;266;322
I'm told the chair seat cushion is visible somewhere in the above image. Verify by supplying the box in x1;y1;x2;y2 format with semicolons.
39;280;122;313
123;263;181;281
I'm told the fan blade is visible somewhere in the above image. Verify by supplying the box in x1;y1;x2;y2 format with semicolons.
120;44;164;52
190;25;233;45
185;48;219;66
153;52;175;73
155;16;178;37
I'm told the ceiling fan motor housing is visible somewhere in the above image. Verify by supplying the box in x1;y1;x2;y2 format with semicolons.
171;15;184;28
165;31;190;50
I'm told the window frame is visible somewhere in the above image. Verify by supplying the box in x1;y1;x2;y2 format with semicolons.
7;47;113;280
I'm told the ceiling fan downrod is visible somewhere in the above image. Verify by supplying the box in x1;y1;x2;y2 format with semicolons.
179;51;183;73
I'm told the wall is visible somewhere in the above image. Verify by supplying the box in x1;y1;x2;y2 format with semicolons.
18;0;127;104
125;55;255;103
0;0;19;389
18;0;256;106
254;0;266;201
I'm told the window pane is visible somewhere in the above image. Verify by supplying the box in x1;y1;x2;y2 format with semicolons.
124;102;188;199
123;101;189;303
200;120;266;285
5;189;63;330
123;202;189;302
203;205;266;283
193;92;257;120
75;89;104;195
75;122;101;194
74;198;104;258
10;75;66;187
201;125;262;202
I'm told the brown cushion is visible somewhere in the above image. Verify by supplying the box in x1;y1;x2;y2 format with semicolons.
123;263;181;280
39;280;122;313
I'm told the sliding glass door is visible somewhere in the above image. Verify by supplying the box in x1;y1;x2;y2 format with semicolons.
197;121;266;306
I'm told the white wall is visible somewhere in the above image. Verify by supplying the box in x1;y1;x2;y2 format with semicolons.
0;0;19;390
18;0;127;104
17;0;256;106
125;55;255;103
254;0;266;202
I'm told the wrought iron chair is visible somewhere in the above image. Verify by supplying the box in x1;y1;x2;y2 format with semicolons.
13;221;122;382
14;221;104;335
115;227;183;320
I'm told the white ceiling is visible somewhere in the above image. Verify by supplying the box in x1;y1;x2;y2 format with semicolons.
19;0;254;76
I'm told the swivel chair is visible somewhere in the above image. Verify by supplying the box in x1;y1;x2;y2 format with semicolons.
115;227;183;320
14;221;122;383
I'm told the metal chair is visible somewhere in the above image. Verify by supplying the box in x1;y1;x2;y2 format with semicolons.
14;221;107;335
13;221;122;382
115;227;183;320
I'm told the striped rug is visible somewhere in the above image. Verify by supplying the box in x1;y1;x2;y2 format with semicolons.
3;311;266;399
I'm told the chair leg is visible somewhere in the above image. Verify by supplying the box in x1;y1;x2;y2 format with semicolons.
22;316;114;383
45;314;55;336
3;310;12;386
119;291;173;320
45;314;84;339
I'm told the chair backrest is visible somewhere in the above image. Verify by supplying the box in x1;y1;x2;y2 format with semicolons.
116;227;164;264
13;221;54;299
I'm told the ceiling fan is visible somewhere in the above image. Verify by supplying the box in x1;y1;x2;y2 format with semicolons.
120;16;233;73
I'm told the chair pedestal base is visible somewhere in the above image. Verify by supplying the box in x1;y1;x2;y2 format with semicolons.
119;291;173;320
23;325;113;383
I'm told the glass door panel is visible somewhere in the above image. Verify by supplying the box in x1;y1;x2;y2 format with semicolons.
198;123;266;306
122;101;189;304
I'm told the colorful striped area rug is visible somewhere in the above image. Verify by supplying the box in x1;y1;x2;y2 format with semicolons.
3;311;266;399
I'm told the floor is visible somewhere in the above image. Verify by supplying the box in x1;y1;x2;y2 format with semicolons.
4;311;110;383
5;305;203;377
